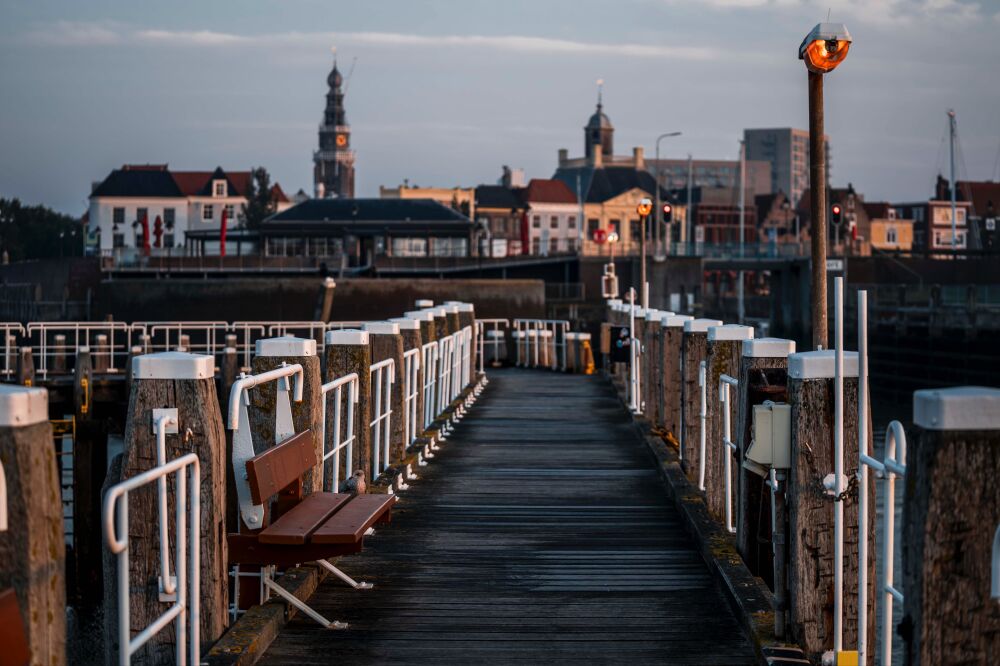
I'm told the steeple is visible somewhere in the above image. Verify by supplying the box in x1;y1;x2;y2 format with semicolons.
314;48;355;198
584;78;614;162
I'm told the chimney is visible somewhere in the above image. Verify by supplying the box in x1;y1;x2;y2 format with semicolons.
633;146;645;170
558;148;568;166
593;145;603;167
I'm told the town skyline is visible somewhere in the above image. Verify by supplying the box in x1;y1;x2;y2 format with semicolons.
1;0;998;214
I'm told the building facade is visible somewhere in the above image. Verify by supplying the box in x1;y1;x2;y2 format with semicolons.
520;179;580;255
744;127;829;207
313;57;355;198
474;185;526;257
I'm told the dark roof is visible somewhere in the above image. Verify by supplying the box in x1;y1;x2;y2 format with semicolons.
956;180;1000;218
863;202;893;219
586;102;613;130
263;198;474;237
474;185;525;210
552;165;663;204
520;179;578;204
90;165;182;198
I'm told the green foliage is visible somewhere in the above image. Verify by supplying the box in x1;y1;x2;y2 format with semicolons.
0;198;83;261
241;166;276;231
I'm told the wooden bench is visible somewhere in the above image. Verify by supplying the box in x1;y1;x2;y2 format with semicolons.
0;588;30;666
228;429;396;629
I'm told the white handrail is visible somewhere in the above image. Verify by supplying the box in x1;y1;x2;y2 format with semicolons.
103;452;200;666
0;458;6;532
719;374;739;533
369;358;395;478
320;372;359;492
475;318;509;372
402;348;421;447
421;341;438;429
227;363;305;430
698;360;707;489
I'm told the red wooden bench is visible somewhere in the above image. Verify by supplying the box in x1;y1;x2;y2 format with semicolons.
0;588;30;666
228;429;396;629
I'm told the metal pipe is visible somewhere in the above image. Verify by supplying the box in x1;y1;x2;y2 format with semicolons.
698;360;707;490
769;468;788;639
227;363;304;430
833;275;844;653
992;524;1000;600
881;420;907;666
720;374;739;532
809;70;828;350
857;289;870;663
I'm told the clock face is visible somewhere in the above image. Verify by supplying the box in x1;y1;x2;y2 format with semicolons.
336;135;347;147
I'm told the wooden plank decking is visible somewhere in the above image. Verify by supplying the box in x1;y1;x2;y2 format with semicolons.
258;369;756;664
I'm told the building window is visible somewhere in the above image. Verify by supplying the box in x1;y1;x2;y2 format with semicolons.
164;208;176;229
629;219;641;241
136;207;148;225
430;237;467;257
392;238;428;257
886;227;898;244
609;219;620;235
164;233;175;248
913;208;924;223
587;218;600;235
568;216;577;229
113;232;125;248
531;238;540;254
532;215;541;228
956;208;966;224
213;180;227;197
549;238;558;253
203;205;214;221
225;204;235;220
113;207;125;226
550;216;558;229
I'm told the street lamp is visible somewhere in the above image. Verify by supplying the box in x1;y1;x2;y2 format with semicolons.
799;22;852;350
637;198;653;308
653;131;682;259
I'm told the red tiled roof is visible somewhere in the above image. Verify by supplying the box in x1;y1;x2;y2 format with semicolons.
521;178;577;204
269;183;290;203
171;170;252;197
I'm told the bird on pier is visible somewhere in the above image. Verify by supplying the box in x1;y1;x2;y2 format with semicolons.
339;469;367;496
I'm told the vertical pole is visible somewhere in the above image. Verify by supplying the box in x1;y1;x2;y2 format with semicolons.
833;276;844;654
857;289;869;663
809;71;828;350
640;215;648;309
948;109;958;251
686;154;693;247
655;141;662;257
738;139;746;324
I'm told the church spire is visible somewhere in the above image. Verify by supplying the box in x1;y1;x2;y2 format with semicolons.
314;47;355;198
584;78;613;161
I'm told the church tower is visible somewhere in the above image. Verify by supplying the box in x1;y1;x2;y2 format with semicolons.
313;54;355;198
584;82;614;161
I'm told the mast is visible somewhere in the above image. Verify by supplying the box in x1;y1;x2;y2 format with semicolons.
949;109;958;249
686;154;693;245
738;140;746;323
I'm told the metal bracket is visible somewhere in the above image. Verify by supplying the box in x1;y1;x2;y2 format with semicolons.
152;408;179;435
158;574;178;602
231;396;265;528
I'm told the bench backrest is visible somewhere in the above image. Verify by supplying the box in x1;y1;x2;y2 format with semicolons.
245;429;316;506
0;588;30;666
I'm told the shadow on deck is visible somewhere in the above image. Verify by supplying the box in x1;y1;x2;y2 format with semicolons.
258;369;755;664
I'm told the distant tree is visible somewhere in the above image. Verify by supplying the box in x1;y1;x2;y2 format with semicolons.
0;198;83;261
241;166;276;230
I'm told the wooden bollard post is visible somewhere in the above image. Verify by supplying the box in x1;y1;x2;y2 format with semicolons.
430;307;449;343
177;333;190;353
314;276;336;322
444;304;461;342
15;346;34;386
390;317;424;448
125;344;142;392
53;334;67;374
93;334;110;373
363;322;406;472
324;330;372;485
103;352;228;663
641;310;664;425
735;338;795;579
404;310;436;432
219;346;239;416
902;387;1000;665
565;333;579;372
660;315;692;449
0;385;65;665
786;350;874;661
703;324;754;520
250;337;322;493
680;318;721;477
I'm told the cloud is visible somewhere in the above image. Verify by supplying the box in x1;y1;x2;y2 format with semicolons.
18;22;719;61
662;0;991;25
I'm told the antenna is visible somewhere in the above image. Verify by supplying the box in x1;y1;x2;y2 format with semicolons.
596;78;604;107
344;56;358;96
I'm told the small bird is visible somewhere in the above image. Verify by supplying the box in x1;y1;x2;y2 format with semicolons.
339;469;366;496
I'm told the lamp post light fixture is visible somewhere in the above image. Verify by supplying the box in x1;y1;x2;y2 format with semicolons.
607;229;620;264
653;131;682;260
799;22;852;351
636;198;653;308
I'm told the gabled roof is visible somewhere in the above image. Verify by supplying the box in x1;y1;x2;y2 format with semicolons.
520;179;577;204
957;180;1000;218
263;198;474;237
90;165;183;198
863;202;893;219
474;185;524;210
553;165;664;204
269;183;290;204
172;167;252;197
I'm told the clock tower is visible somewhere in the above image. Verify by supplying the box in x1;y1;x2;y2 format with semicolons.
313;54;355;198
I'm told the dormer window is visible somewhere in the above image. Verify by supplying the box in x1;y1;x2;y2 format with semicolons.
213;180;227;198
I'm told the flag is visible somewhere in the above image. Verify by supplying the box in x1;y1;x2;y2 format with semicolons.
220;207;228;258
153;215;163;248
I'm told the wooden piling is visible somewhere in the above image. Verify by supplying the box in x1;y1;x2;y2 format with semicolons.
703;324;754;520
902;387;1000;665
659;314;692;449
314;276;336;322
734;338;795;580
53;334;67;374
363;322;406;469
0;385;65;666
641;310;663;426
785;350;874;661
93;334;110;373
15;347;34;386
445;301;477;384
565;333;579;372
103;352;228;663
680;319;721;478
323;330;372;486
390;317;424;449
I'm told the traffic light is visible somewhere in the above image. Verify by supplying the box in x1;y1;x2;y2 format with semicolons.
831;203;843;226
662;203;673;224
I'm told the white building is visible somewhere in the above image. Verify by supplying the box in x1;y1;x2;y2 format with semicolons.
87;164;291;254
521;179;581;255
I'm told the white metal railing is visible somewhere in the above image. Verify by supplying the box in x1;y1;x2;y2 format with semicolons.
437;335;454;415
369;358;395;478
0;458;6;531
512;319;570;370
421;341;439;429
26;322;137;377
452;329;467;399
320;372;359;493
697;360;707;487
103;449;200;666
719;373;739;533
476;318;509;372
461;325;473;388
0;323;25;377
402;348;421;447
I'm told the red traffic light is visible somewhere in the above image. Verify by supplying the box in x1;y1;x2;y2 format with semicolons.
662;203;673;223
832;204;842;214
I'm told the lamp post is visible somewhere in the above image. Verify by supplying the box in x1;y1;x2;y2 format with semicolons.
800;22;852;351
636;198;653;308
654;131;682;259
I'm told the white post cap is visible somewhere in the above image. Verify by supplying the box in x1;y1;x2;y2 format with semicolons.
363;321;401;335
388;317;421;330
684;318;723;333
404;310;435;321
607;299;623;307
415;299;434;308
788;350;859;379
255;336;316;357
431;307;448;318
913;386;1000;431
577;333;592;341
661;314;693;328
325;329;370;346
322;277;336;288
708;324;754;342
565;332;580;341
444;304;460;314
132;351;215;380
0;384;49;427
743;338;796;358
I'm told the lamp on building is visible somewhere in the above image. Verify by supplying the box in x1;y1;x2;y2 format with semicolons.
799;22;851;350
636;198;653;308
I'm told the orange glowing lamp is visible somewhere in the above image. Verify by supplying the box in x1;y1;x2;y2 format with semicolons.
637;198;653;217
799;23;852;74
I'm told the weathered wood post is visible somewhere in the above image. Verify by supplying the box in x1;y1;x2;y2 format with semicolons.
703;324;754;520
390;317;424;450
641;310;664;426
363;322;405;471
405;310;436;433
94;334;110;373
786;350;874;662
314;276;336;322
15;347;34;386
73;345;107;609
565;333;579;373
902;387;1000;665
103;352;228;663
659;314;692;449
735;338;796;579
53;333;67;374
324;330;372;485
0;384;65;666
680;318;721;478
249;336;322;493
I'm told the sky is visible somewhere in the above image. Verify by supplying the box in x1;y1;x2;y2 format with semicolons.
1;0;998;215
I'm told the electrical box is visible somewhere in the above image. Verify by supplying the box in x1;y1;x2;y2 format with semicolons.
747;402;792;469
601;264;619;299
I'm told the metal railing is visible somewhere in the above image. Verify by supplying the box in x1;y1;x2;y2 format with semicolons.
421;341;439;430
436;335;454;415
512;319;570;370
26;322;137;377
103;448;200;666
475;319;509;372
320;372;359;493
0;323;25;377
369;358;395;478
697;360;707;485
402;348;421;448
719;373;739;533
0;458;6;531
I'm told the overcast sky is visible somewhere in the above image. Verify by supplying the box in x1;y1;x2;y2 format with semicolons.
1;0;997;214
